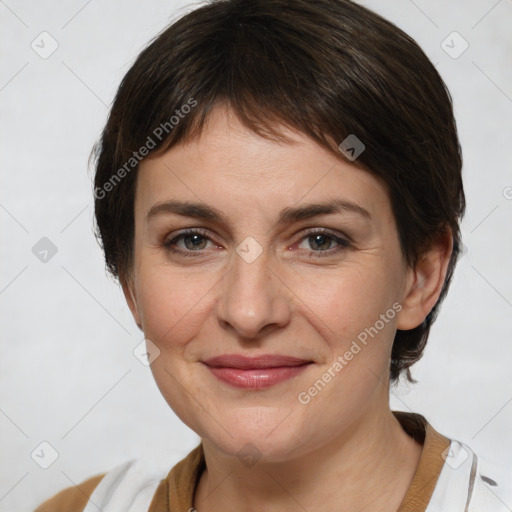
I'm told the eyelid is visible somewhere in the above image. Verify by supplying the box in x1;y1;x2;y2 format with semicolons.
296;226;352;244
292;228;351;257
163;228;220;248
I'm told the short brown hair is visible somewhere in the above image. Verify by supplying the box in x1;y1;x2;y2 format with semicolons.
92;0;465;384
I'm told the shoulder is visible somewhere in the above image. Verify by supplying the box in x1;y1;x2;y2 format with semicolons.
430;439;512;511
86;457;170;510
33;458;170;512
34;473;105;512
469;449;512;511
33;449;194;512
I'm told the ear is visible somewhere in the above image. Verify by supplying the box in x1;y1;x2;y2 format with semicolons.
120;274;143;331
396;228;453;331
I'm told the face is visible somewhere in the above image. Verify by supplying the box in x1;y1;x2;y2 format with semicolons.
123;106;417;462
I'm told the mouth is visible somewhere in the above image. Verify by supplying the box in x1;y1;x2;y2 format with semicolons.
202;354;313;389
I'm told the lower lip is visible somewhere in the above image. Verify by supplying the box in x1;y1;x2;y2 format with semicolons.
206;364;311;389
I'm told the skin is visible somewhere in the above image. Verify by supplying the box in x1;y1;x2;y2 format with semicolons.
122;106;453;512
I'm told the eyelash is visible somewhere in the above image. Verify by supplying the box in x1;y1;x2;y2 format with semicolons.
162;228;351;258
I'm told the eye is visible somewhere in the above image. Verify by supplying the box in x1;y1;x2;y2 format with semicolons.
295;229;351;257
163;229;220;256
162;228;351;259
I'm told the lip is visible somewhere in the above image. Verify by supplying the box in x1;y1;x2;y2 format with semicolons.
203;354;313;389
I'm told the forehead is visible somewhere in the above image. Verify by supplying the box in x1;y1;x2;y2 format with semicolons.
135;107;392;228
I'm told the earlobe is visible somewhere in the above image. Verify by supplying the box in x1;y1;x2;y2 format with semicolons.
120;275;143;331
396;229;453;331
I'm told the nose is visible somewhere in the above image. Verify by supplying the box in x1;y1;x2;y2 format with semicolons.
216;246;292;340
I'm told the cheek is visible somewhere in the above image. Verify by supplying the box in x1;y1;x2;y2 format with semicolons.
291;264;401;390
296;263;399;338
135;265;215;348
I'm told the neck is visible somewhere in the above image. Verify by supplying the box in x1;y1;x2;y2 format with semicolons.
194;407;423;512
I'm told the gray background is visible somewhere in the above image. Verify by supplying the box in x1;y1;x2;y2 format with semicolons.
1;0;511;510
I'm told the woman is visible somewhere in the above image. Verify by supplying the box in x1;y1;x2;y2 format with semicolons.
35;0;510;510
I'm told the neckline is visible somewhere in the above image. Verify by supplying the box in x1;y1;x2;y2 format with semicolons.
163;411;451;512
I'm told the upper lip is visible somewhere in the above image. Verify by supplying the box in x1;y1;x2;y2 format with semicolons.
203;354;312;369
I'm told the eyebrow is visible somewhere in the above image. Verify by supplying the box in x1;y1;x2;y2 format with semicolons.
144;198;372;227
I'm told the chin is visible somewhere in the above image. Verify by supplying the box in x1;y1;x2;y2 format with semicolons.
197;406;312;464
